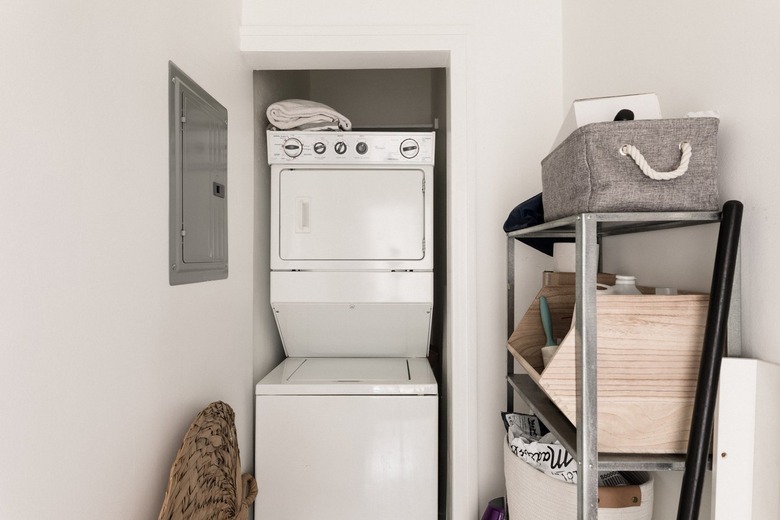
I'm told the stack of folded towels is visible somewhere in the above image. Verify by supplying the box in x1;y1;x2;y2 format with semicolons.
266;99;352;131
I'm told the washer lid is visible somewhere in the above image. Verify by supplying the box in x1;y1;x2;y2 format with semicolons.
255;357;438;396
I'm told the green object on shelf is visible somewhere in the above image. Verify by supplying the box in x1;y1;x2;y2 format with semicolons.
539;296;556;346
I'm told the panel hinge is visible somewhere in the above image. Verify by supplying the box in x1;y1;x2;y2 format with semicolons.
181;228;186;237
422;237;426;253
422;178;426;194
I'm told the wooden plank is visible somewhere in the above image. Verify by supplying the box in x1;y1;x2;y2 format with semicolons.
507;278;710;453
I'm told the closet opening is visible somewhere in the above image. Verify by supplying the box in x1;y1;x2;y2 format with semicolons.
253;67;449;519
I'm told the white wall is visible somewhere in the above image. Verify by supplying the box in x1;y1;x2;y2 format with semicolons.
17;0;767;518
562;0;780;516
243;0;471;28
469;3;564;510
0;2;256;518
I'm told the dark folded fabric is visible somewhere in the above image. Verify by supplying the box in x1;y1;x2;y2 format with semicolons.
503;192;544;232
503;192;572;256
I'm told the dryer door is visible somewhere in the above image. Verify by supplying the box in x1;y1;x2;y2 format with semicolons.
275;167;430;269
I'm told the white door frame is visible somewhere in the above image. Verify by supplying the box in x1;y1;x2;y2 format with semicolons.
241;25;479;520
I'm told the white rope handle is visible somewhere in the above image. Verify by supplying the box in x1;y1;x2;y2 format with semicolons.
619;141;692;180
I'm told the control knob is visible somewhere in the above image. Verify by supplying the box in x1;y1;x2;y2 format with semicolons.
313;142;326;155
334;141;347;155
356;141;368;155
282;138;302;158
399;138;419;159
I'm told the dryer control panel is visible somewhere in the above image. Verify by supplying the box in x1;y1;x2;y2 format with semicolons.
267;130;435;165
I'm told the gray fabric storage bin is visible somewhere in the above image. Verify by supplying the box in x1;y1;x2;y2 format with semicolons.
541;118;720;221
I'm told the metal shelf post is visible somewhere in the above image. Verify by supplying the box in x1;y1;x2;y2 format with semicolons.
507;236;516;411
575;214;599;519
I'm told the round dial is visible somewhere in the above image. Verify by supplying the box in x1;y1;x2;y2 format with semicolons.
313;142;326;155
334;141;347;155
282;138;302;158
356;142;368;155
399;138;419;159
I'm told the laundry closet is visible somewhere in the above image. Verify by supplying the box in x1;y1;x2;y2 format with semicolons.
252;68;448;519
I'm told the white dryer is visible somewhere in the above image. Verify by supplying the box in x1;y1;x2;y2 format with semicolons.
256;130;438;520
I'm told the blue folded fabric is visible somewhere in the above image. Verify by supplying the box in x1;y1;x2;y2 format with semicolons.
503;192;545;232
503;193;572;256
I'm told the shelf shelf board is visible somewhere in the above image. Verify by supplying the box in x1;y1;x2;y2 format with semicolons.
506;211;720;240
507;373;688;472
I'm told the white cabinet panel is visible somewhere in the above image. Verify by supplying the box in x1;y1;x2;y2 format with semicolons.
278;168;426;261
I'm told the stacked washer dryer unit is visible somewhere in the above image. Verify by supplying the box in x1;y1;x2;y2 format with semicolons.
256;130;438;520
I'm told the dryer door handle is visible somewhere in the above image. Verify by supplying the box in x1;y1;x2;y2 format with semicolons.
296;197;310;233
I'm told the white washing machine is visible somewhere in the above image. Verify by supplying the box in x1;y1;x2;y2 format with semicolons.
256;130;438;520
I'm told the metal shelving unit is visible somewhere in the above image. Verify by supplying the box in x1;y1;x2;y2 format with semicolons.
505;211;728;520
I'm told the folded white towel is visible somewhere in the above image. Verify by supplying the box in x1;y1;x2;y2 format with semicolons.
266;99;352;131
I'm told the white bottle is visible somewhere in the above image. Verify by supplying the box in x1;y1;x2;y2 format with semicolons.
612;275;642;295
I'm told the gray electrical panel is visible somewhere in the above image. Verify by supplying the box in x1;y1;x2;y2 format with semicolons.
169;62;228;285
